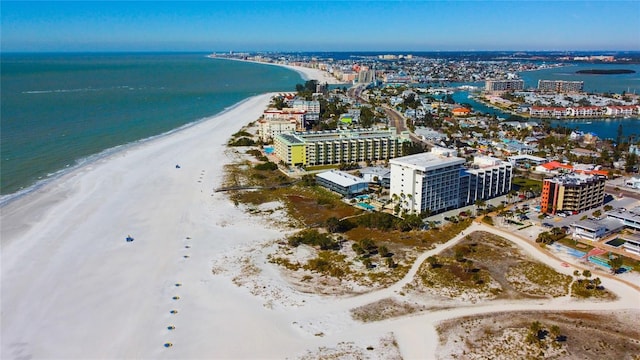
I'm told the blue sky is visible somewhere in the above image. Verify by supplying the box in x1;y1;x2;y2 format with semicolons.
2;1;639;52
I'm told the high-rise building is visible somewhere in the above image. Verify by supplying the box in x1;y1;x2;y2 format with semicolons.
537;80;584;93
390;149;514;215
540;173;606;214
390;148;465;215
485;79;524;93
459;156;513;206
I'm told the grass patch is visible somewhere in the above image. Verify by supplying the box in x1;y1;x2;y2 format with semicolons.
507;262;571;297
513;176;542;190
571;281;616;300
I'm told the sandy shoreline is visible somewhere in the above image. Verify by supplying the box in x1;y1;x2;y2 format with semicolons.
208;55;346;85
2;79;639;357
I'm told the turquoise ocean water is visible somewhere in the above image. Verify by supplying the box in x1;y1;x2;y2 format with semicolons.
1;53;302;200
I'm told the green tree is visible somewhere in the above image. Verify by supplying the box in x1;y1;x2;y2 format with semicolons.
378;245;390;257
625;152;638;173
608;256;624;274
464;259;474;273
352;243;365;255
325;217;341;233
550;325;561;340
593;277;602;289
426;255;439;268
385;256;396;268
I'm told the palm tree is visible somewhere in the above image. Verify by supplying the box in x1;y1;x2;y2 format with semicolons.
378;245;390;257
475;199;486;214
550;325;561;341
385;256;396;268
593;277;602;289
608;256;624;274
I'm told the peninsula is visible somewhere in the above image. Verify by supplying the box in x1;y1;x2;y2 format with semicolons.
576;69;636;75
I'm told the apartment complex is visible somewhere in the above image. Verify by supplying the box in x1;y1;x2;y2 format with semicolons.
273;128;408;166
537;80;584;93
292;100;320;125
540;173;606;214
459;156;513;206
485;79;524;93
390;148;465;214
258;118;297;142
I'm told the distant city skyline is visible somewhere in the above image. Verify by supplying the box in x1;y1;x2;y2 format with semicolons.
2;1;639;52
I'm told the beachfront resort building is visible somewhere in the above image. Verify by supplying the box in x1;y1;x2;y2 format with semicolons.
459;156;513;206
537;80;584;93
273;128;409;167
484;79;524;93
390;148;514;215
390;147;465;215
540;173;606;215
258;118;297;142
315;170;368;198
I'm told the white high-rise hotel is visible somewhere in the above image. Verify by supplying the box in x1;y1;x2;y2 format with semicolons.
390;148;465;214
390;148;512;215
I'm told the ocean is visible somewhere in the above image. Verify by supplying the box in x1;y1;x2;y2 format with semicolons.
0;53;302;200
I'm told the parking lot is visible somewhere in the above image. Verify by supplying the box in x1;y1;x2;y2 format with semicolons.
426;192;640;242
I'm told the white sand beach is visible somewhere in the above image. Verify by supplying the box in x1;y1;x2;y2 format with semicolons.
208;55;345;85
2;68;639;358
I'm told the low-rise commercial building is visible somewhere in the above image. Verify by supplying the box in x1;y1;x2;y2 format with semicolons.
606;208;640;231
620;234;640;255
315;170;368;198
571;218;624;240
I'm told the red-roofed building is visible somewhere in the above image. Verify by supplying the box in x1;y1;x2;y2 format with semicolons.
452;107;471;116
535;161;574;174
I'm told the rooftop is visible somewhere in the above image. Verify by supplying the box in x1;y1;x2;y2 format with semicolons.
316;170;368;188
390;151;465;171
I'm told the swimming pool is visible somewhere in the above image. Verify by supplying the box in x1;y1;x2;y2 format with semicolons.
357;202;375;211
605;238;626;248
587;256;632;272
356;194;370;200
264;146;274;154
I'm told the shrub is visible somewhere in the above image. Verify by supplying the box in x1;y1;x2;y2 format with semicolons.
288;229;339;250
229;137;256;146
254;162;278;171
